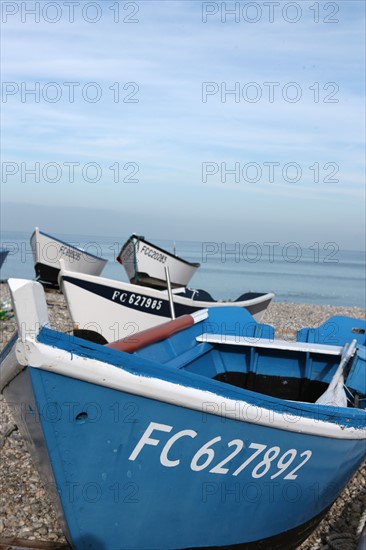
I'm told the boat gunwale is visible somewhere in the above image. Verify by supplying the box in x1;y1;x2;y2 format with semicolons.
30;228;108;262
10;326;366;439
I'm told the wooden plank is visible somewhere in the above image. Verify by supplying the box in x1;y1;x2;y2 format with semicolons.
0;539;71;550
196;334;344;355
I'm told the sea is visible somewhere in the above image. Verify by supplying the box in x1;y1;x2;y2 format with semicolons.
1;231;365;309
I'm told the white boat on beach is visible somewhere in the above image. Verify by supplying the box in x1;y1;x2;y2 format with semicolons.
116;234;200;289
59;265;275;343
31;227;107;287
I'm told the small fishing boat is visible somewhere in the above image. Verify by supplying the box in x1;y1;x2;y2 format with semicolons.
59;265;274;343
117;234;200;289
1;278;365;550
30;227;107;287
0;248;9;269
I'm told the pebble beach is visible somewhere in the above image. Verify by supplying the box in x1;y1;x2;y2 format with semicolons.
0;281;365;549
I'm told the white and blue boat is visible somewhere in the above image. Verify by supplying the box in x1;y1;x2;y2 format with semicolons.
1;279;365;550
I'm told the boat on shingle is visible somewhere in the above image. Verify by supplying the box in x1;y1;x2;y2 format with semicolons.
1;278;365;550
30;227;107;287
116;233;200;289
59;265;275;343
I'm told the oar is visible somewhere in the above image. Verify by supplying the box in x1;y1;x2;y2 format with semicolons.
106;309;208;353
316;339;358;407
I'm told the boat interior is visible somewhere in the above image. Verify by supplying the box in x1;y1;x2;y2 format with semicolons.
109;309;366;409
3;277;366;412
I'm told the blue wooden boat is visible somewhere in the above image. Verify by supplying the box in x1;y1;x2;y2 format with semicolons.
1;279;365;550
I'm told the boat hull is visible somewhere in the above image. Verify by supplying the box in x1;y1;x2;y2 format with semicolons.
7;360;365;550
60;271;274;342
34;261;62;286
30;228;107;287
1;365;71;541
117;235;200;289
1;279;364;550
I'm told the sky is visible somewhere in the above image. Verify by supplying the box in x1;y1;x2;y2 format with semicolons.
1;0;365;250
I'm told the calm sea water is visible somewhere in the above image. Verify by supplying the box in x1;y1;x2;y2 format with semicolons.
1;231;365;308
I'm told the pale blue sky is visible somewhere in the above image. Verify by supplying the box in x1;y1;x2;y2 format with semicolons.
1;1;365;249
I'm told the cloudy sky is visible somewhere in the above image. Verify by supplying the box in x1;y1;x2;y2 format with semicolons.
1;0;365;249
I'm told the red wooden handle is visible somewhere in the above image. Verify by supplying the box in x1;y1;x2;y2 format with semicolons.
106;314;195;353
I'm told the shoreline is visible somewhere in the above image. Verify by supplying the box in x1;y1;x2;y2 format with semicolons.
0;282;365;549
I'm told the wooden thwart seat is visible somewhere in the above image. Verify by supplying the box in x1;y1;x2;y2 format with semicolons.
196;334;344;356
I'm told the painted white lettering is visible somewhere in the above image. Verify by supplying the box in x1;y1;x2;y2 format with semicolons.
128;421;313;480
160;429;197;467
128;421;172;461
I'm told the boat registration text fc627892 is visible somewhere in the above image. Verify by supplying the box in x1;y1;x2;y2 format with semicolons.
128;422;312;480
